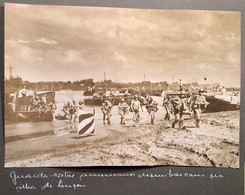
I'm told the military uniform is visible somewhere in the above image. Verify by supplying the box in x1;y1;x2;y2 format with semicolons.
191;94;207;128
191;96;201;128
118;99;129;125
101;99;113;124
146;97;158;124
130;96;141;125
163;96;172;120
171;96;184;129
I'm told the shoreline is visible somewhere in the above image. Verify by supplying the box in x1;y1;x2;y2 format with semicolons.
5;110;239;168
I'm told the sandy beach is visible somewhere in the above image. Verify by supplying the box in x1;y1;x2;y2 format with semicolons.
5;107;239;168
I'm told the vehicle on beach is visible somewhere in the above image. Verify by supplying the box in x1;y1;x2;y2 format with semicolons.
84;94;147;106
5;90;56;122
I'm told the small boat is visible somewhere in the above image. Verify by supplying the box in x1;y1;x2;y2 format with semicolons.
5;90;55;122
83;90;94;96
84;95;143;106
150;89;162;96
55;114;69;120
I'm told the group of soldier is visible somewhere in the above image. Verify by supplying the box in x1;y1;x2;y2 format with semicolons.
30;91;58;119
163;91;208;129
101;95;159;127
101;89;208;129
61;100;84;122
58;87;208;129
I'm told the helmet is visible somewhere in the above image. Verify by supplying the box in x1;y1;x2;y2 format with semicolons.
146;96;151;101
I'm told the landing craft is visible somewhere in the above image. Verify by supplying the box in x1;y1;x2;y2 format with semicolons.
84;94;147;106
164;91;240;113
5;90;55;122
84;95;134;106
205;95;240;112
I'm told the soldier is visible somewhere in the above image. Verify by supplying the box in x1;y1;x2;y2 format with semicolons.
198;91;208;112
145;96;158;124
31;91;38;110
42;94;47;105
190;91;208;128
78;100;84;111
20;86;27;98
62;102;69;118
163;95;172;120
130;95;141;126
222;86;226;95
72;100;78;122
36;96;46;118
190;95;201;128
48;100;57;121
171;95;184;129
138;96;147;110
101;98;113;124
118;98;129;125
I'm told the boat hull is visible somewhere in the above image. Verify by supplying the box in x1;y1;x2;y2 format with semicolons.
84;96;134;106
205;96;239;112
15;111;53;122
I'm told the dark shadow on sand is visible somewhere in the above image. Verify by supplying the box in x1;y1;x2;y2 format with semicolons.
70;134;95;139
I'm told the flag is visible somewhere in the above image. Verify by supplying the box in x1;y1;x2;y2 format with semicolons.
78;109;95;135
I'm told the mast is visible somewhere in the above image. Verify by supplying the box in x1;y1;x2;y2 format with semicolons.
9;64;13;79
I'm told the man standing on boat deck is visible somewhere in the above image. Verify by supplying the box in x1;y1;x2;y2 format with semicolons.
20;86;27;98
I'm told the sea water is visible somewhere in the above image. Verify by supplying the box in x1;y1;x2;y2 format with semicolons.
4;90;164;142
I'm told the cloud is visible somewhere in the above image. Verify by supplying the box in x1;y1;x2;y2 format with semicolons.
18;40;30;44
36;37;57;44
5;4;240;87
114;52;128;64
58;49;88;65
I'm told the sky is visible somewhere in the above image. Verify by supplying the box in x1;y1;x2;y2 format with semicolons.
5;3;241;87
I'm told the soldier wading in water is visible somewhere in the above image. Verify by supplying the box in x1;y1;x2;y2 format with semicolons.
118;98;129;125
101;98;113;124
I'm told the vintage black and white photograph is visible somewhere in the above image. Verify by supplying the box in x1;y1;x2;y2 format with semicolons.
4;3;240;167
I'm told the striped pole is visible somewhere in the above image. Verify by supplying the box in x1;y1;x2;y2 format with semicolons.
77;109;95;137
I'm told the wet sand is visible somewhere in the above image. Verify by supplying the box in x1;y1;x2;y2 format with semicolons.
5;108;239;168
